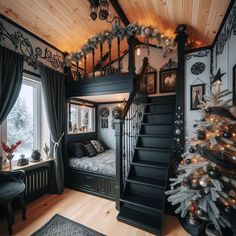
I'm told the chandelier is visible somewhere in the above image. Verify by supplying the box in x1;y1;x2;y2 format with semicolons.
90;0;109;21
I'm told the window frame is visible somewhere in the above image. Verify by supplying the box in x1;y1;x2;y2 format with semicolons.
0;73;42;159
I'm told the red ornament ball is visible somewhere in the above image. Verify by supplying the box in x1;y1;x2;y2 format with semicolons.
180;160;184;165
191;205;196;214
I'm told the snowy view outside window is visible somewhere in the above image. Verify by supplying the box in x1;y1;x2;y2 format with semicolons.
7;83;36;158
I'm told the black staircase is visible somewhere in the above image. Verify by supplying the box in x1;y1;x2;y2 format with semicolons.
116;95;175;235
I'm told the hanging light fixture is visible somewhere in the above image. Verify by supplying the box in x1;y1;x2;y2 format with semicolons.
90;1;98;21
98;0;109;20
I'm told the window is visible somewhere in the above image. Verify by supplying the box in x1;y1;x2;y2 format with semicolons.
68;100;95;134
1;76;43;159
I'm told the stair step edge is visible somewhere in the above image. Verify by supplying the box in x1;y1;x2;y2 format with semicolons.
131;162;168;169
126;178;167;189
120;197;164;213
135;147;171;152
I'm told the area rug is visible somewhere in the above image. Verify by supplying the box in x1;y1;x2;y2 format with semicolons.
31;214;105;236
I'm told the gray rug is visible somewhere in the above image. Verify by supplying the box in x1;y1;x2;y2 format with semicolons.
31;214;105;236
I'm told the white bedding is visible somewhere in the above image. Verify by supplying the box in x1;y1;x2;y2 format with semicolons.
68;149;116;176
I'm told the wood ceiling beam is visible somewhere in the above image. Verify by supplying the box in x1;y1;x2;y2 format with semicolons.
110;0;130;26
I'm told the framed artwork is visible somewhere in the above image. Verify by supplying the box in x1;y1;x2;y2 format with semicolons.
146;72;157;94
233;65;236;105
190;84;205;110
159;68;177;93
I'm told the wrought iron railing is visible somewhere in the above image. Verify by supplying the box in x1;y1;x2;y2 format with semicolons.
115;57;149;210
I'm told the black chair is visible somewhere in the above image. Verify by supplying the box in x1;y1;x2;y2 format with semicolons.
0;170;26;235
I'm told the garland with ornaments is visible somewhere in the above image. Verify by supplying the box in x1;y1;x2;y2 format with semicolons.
65;23;176;64
166;69;236;235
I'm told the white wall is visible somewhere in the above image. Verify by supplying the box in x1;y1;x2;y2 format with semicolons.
184;50;211;137
212;1;236;94
113;46;177;96
98;103;122;149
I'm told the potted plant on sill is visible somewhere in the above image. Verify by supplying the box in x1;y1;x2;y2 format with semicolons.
1;141;21;170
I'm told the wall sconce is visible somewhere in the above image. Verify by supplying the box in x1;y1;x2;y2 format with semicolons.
137;47;141;56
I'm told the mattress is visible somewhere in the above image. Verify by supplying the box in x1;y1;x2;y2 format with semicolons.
68;149;116;176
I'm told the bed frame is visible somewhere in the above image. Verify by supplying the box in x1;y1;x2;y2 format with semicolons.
65;165;116;200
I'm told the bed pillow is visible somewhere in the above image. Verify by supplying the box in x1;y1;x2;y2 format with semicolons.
91;140;105;153
68;143;85;159
99;140;109;150
83;143;97;157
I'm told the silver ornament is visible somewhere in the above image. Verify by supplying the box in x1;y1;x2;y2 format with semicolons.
232;156;236;161
199;178;208;187
175;129;181;135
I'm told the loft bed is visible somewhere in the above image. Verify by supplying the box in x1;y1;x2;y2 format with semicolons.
64;25;176;201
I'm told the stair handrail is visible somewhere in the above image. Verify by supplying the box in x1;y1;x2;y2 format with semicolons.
115;57;149;210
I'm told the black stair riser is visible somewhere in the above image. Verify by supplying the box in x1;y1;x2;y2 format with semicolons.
141;124;173;135
121;202;162;218
143;114;174;123
134;149;170;163
125;182;165;199
130;165;168;180
147;95;176;103
117;204;162;235
145;103;175;113
138;136;172;148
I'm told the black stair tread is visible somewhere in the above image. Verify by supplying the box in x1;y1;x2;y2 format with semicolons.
146;102;175;105
131;159;168;169
135;146;171;152
144;112;174;115
127;175;166;189
117;206;162;235
121;192;164;212
141;122;174;126
138;134;172;138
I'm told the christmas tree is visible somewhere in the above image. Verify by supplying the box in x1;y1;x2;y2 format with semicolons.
166;69;236;235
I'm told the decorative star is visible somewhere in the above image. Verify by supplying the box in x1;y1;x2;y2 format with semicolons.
211;68;226;84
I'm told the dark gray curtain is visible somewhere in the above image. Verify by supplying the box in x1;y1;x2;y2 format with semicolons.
0;45;24;125
39;64;65;194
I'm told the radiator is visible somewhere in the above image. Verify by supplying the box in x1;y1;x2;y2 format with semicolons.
25;165;50;202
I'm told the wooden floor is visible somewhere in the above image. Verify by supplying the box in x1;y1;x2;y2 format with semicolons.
0;188;189;236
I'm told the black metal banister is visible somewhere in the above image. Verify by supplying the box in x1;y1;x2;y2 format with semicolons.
115;57;149;210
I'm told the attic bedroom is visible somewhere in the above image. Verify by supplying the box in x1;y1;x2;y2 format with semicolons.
0;0;236;236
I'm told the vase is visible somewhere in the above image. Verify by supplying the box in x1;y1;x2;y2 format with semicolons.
7;154;14;170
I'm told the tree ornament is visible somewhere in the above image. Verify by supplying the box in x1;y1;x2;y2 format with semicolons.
224;206;232;213
232;156;236;161
198;130;206;140
205;107;212;113
223;131;231;138
208;168;221;179
199;176;208;187
189;146;196;153
191;205;196;214
189;179;199;189
196;209;204;217
185;159;192;164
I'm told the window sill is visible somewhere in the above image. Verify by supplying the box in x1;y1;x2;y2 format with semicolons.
1;158;53;172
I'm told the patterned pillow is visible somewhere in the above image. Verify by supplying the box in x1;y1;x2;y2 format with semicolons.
91;140;105;153
83;143;97;157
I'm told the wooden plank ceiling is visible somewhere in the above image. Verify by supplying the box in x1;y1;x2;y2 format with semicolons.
0;0;230;58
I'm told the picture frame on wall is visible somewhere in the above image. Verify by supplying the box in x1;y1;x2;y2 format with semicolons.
190;84;205;110
233;65;236;105
146;72;157;94
159;68;177;93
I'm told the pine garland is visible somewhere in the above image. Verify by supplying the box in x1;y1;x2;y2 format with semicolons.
65;23;176;64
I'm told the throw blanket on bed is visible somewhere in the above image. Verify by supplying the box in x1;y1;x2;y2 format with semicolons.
69;149;116;176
